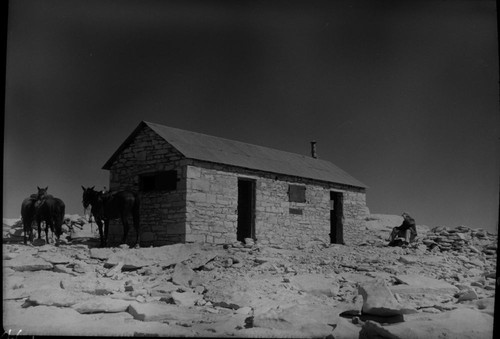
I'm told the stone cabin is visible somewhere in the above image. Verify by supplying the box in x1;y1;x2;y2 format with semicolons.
102;121;369;247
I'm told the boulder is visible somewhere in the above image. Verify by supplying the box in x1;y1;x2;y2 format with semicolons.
172;262;196;287
72;260;94;274
359;308;493;339
457;289;479;302
127;302;201;322
105;261;124;277
69;225;96;239
72;297;130;313
358;279;417;316
171;290;202;307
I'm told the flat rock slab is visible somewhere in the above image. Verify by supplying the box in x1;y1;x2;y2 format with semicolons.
358;279;417;316
390;274;459;295
102;243;208;270
398;255;419;264
339;273;378;284
254;303;340;333
72;297;131;314
127;302;202;322
4;254;53;271
38;252;72;264
181;248;223;269
24;288;93;307
53;264;78;275
359;308;493;339
149;281;179;297
4;270;73;300
60;275;123;295
290;274;339;297
89;248;116;260
253;305;334;337
3;302;195;337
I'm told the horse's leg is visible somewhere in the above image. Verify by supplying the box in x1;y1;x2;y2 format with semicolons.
29;220;34;243
133;211;140;248
23;219;28;245
120;214;129;245
45;219;52;244
37;218;42;240
96;219;105;247
104;219;110;247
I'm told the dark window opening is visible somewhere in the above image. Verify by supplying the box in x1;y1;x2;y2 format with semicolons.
288;185;306;203
140;170;177;192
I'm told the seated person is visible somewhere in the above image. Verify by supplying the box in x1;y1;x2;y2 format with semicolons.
388;213;417;246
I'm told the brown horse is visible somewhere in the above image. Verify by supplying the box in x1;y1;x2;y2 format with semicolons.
81;186;141;248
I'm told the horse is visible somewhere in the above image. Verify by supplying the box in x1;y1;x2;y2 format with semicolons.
81;186;141;248
32;187;65;244
35;196;66;244
20;196;37;244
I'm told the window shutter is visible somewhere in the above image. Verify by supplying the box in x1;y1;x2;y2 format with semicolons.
288;185;306;202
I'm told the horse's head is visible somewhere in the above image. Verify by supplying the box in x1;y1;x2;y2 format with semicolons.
81;186;97;209
36;186;49;201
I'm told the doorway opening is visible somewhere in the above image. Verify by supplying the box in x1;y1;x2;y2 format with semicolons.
330;192;344;244
237;178;256;242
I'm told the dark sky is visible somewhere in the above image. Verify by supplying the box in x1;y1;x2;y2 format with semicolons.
4;0;499;232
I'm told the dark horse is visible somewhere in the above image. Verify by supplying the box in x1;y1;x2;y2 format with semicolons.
81;186;141;248
34;186;66;244
21;196;37;244
20;187;65;244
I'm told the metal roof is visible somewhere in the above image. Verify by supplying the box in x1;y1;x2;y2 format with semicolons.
103;121;367;188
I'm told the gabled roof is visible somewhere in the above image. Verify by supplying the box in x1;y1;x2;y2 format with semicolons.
103;121;367;188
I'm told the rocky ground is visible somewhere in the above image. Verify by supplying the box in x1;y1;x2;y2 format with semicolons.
2;214;497;338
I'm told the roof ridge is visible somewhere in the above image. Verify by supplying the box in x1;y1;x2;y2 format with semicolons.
103;121;367;188
144;120;328;162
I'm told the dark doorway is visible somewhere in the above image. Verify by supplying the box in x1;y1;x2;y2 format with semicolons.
330;192;344;244
237;179;256;242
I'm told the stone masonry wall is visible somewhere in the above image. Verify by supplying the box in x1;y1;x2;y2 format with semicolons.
107;125;188;247
343;191;370;245
185;160;369;246
185;164;238;244
254;178;331;247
